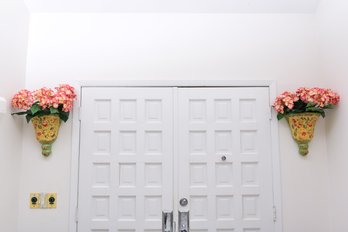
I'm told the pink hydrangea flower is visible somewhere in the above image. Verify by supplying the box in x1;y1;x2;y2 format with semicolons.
296;87;312;102
272;91;299;114
274;87;340;116
326;89;340;105
55;84;76;99
297;87;340;107
33;87;55;109
53;84;77;112
11;89;34;110
12;84;77;123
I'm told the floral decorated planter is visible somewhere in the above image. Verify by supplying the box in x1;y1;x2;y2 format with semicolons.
272;87;340;156
11;84;76;157
31;115;61;156
285;113;320;156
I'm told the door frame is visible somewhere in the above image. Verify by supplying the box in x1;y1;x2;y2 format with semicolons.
69;80;283;232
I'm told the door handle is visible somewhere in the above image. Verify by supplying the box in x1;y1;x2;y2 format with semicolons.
178;211;189;232
162;211;173;232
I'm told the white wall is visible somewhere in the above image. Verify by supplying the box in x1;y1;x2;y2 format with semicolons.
21;13;329;232
316;1;348;231
0;0;29;231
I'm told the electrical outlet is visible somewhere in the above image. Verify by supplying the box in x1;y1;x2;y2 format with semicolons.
30;193;41;209
44;193;57;209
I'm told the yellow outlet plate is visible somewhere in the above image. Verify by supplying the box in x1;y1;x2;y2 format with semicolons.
44;193;57;209
30;193;41;209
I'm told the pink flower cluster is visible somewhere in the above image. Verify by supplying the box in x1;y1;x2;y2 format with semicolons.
12;84;77;112
273;91;299;114
33;87;55;109
11;90;35;110
54;84;77;112
296;87;340;107
273;87;340;114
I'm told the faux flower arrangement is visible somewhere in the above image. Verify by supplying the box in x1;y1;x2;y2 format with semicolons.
273;87;340;156
11;84;76;122
273;87;340;120
11;84;76;156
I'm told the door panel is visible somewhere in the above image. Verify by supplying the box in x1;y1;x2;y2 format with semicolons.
78;88;173;232
177;88;273;232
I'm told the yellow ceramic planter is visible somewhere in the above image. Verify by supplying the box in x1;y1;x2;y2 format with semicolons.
31;115;61;156
285;112;320;156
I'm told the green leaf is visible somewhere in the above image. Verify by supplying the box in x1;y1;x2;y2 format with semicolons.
293;100;307;112
11;111;29;116
59;111;70;122
30;104;40;115
50;107;59;114
36;110;50;117
320;111;326;118
324;104;334;109
306;107;323;112
58;104;63;111
26;114;33;123
305;107;326;118
277;113;285;120
306;102;316;108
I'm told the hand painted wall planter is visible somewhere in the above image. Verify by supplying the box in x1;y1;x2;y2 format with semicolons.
285;113;320;156
273;87;340;156
11;84;76;157
32;115;61;156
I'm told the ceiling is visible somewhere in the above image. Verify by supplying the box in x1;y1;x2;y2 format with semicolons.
24;0;321;13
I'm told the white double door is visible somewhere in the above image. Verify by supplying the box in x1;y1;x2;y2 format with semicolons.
78;87;275;232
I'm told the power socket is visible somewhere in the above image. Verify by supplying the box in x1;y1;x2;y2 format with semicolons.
30;193;41;209
44;193;57;209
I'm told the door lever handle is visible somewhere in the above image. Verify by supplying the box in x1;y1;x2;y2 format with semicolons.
162;211;173;232
179;211;189;232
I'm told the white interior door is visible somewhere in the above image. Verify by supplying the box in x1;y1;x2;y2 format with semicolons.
78;86;276;232
78;87;174;232
177;87;274;232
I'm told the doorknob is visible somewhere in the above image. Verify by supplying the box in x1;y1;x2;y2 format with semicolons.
180;198;188;207
162;211;173;232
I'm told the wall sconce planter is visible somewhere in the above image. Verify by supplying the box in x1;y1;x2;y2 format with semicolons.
11;85;76;157
285;112;320;156
32;115;61;156
273;87;340;156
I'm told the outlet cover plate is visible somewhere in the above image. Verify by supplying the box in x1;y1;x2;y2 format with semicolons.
30;193;41;209
44;193;57;209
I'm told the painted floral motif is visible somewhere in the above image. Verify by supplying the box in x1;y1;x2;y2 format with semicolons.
31;115;61;156
287;113;319;142
286;113;320;156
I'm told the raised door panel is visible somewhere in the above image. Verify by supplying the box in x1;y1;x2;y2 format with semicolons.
178;87;274;232
78;87;173;232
